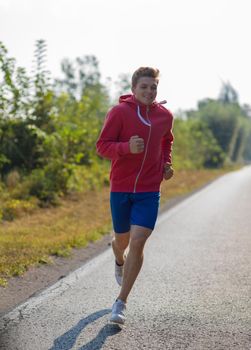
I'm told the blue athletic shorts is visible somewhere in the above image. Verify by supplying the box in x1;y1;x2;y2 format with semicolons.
110;192;160;233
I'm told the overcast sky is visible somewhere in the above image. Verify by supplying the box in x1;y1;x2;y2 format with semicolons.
0;0;250;112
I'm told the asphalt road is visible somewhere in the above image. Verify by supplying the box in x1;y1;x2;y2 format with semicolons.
0;167;251;350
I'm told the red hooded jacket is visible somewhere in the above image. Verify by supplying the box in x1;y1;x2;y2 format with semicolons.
96;94;174;193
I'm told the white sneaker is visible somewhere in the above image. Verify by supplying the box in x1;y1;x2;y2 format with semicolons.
115;261;124;286
110;299;126;325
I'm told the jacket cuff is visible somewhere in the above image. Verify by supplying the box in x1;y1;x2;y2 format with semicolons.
164;158;172;165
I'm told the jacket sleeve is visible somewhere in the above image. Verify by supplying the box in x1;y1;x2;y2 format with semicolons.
96;107;131;160
162;114;174;164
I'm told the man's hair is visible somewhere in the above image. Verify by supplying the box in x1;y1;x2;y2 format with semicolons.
131;67;160;87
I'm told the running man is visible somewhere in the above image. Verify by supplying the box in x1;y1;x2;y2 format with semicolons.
96;67;174;325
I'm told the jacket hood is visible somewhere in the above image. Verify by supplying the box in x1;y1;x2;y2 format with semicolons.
119;94;158;110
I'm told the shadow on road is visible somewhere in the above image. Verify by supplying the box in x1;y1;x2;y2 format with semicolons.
78;323;122;350
49;308;121;350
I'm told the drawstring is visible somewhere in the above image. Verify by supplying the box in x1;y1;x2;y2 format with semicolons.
137;105;151;126
136;100;167;126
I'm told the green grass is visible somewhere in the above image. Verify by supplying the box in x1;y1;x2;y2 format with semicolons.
0;167;235;287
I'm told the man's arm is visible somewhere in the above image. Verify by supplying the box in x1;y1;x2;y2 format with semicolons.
162;119;174;164
96;108;131;160
162;116;174;180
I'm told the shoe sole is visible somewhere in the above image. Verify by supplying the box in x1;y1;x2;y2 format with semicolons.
110;317;125;325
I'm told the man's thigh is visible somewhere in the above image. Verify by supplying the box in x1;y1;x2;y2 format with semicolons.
130;192;160;231
110;192;131;233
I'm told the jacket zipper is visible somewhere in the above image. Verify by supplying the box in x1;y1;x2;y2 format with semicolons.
133;106;152;193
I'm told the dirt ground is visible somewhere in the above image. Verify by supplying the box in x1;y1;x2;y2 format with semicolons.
0;191;204;317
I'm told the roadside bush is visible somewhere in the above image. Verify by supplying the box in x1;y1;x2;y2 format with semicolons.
1;198;38;221
5;169;21;189
27;162;71;205
172;118;224;169
67;160;110;193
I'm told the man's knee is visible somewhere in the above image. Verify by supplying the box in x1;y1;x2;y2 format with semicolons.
129;235;151;252
129;225;152;252
129;236;146;252
113;232;130;251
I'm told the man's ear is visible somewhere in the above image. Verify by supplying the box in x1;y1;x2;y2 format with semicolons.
131;86;135;94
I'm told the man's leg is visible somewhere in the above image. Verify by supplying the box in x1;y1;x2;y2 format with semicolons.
112;231;130;265
110;225;152;324
117;225;152;302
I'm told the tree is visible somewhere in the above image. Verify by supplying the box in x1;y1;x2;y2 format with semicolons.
173;117;224;169
218;81;239;104
55;55;102;100
191;92;251;165
115;73;131;95
30;39;54;131
0;41;31;119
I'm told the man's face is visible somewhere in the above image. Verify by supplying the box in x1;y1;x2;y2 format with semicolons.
132;77;158;106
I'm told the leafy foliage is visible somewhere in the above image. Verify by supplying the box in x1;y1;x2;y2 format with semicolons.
173;117;224;169
0;40;251;221
188;85;251;165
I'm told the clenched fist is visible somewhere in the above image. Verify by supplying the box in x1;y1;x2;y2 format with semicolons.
129;135;144;154
163;163;174;180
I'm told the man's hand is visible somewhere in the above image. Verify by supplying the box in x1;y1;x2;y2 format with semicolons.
163;163;174;180
129;135;144;154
